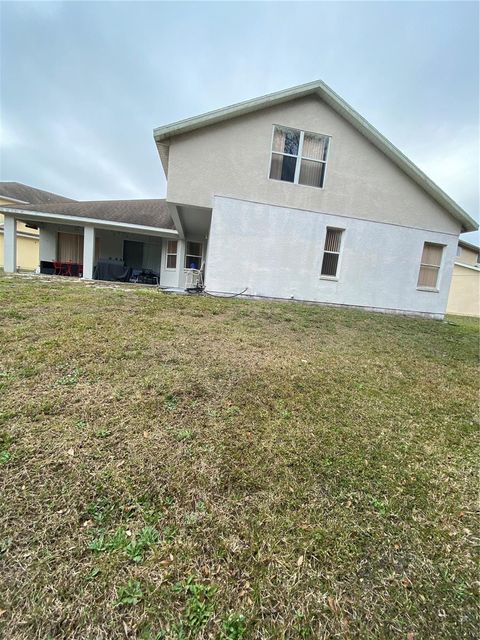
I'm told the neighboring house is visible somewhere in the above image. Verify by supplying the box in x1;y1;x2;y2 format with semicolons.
446;240;480;317
0;182;74;271
1;80;478;318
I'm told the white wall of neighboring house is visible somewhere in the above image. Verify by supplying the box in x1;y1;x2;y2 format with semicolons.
205;196;458;318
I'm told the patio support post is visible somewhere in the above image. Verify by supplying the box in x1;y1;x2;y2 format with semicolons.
177;239;186;288
3;215;17;273
83;225;95;280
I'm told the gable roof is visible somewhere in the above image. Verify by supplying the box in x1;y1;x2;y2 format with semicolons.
153;80;478;233
0;199;175;230
0;182;75;204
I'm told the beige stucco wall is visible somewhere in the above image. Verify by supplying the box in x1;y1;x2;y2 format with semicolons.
458;244;479;266
446;263;480;317
0;233;40;271
0;198;40;270
165;95;460;235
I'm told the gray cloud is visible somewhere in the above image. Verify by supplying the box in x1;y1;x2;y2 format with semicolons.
1;1;478;242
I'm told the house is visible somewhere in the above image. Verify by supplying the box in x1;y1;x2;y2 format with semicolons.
446;240;480;317
1;80;478;318
0;182;74;271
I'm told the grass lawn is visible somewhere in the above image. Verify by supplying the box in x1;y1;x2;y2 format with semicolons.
0;275;478;639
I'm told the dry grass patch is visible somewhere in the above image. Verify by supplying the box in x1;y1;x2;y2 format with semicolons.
0;274;478;639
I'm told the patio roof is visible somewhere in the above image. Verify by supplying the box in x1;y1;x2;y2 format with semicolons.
0;200;176;235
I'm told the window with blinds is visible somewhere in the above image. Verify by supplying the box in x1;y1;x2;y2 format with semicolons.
269;125;330;188
321;228;343;277
417;242;443;289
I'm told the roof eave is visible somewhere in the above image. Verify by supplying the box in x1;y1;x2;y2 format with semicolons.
153;80;323;142
0;207;178;238
154;140;170;178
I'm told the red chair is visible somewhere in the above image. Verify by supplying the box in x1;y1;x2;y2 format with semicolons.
53;260;63;276
64;260;73;277
77;264;83;278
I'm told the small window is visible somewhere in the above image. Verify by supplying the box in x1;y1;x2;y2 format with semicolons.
321;228;343;277
166;240;177;269
270;125;330;188
417;242;443;289
185;242;202;269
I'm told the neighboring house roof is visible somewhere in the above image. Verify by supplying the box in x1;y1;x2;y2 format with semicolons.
458;239;480;253
0;181;75;204
153;80;478;233
0;199;175;230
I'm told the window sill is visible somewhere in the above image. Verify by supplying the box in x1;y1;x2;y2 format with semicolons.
269;177;325;191
417;286;439;293
320;275;338;281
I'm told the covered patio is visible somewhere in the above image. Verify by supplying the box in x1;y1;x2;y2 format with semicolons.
0;199;209;289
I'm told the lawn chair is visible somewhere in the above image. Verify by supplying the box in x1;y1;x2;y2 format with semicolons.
53;260;63;276
185;262;205;293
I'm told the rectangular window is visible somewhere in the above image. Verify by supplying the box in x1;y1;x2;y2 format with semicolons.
166;240;178;269
417;242;443;289
269;125;330;188
321;228;343;277
185;242;203;269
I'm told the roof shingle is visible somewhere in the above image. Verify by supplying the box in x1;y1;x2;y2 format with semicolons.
0;182;75;204
1;199;174;230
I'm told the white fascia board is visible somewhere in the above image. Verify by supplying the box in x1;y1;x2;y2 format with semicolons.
0;207;179;238
0;194;30;205
454;261;480;271
458;239;480;252
0;227;39;240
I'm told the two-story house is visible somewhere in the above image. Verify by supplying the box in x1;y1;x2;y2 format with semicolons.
1;81;478;318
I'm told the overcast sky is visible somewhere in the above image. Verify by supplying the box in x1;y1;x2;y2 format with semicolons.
1;1;478;242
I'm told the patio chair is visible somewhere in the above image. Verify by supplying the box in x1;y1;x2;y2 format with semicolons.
53;260;63;276
64;261;73;277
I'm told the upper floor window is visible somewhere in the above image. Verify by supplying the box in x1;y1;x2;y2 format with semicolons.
417;242;443;289
269;125;330;189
